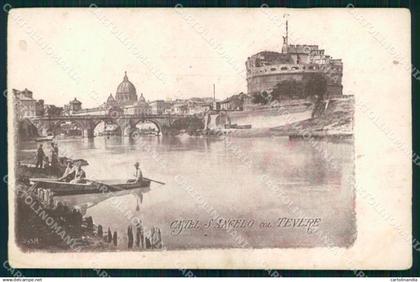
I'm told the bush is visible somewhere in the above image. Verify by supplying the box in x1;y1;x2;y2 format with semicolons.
304;73;327;100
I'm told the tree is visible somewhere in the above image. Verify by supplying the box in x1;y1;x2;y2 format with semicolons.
171;116;204;131
251;73;327;104
252;92;269;105
271;79;304;100
304;73;327;100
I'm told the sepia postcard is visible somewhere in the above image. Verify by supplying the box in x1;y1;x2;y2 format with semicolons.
7;7;412;269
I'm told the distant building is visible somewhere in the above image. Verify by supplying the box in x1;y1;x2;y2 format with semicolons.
105;93;118;108
150;100;170;115
186;100;211;115
13;88;36;119
69;98;82;112
240;93;253;106
202;104;212;112
208;93;253;112
44;104;63;117
172;103;189;115
13;88;64;119
220;92;253;111
58;121;83;136
212;100;220;111
35;99;45;116
220;97;242;111
64;98;82;115
124;93;151;115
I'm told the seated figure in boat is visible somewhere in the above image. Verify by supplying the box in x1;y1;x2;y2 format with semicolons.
58;161;75;182
71;162;87;184
127;162;143;184
59;161;86;183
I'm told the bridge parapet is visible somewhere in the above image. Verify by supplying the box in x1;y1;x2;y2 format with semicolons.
27;114;191;137
30;114;187;121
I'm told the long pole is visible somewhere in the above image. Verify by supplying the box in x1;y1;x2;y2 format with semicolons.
213;83;216;101
144;177;165;185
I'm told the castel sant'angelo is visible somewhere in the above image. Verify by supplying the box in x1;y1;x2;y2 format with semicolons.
245;19;343;98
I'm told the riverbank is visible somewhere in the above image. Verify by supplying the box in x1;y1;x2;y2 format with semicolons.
212;96;354;138
196;96;353;138
14;177;163;252
15;181;103;251
270;96;354;138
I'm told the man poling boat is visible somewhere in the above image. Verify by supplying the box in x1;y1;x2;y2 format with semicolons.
127;161;166;185
29;160;164;196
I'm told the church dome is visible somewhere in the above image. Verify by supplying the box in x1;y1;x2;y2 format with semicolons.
70;98;81;105
138;93;146;103
116;71;137;105
107;93;115;103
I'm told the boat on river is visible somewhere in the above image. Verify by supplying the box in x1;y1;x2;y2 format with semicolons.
29;178;151;196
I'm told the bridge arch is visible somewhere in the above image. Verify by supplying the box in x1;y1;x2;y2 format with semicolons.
129;118;162;136
50;120;85;136
92;119;123;136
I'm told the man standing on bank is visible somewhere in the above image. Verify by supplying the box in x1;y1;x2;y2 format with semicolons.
49;142;59;175
36;144;45;168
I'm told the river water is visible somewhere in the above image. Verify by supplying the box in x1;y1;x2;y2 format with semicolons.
18;135;356;250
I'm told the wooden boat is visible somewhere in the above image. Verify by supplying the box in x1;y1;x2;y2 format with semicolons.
29;178;151;196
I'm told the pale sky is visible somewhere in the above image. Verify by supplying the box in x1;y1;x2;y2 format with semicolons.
8;8;410;108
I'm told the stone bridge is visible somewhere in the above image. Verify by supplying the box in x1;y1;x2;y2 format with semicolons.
27;114;189;138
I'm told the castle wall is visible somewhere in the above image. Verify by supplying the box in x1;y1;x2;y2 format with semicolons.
326;84;343;97
247;69;342;97
247;72;305;94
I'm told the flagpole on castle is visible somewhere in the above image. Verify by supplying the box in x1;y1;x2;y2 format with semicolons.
282;13;290;53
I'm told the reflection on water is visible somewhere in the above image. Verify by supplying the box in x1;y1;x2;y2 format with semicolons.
18;135;355;249
53;187;150;216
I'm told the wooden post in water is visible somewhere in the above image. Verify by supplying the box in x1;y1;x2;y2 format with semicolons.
39;189;44;203
48;191;54;208
127;226;133;249
107;227;112;243
113;231;118;246
136;222;144;249
86;216;94;232
156;228;162;249
151;227;162;249
43;189;49;204
145;236;151;249
44;189;50;206
135;227;140;248
140;228;144;249
97;225;103;238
